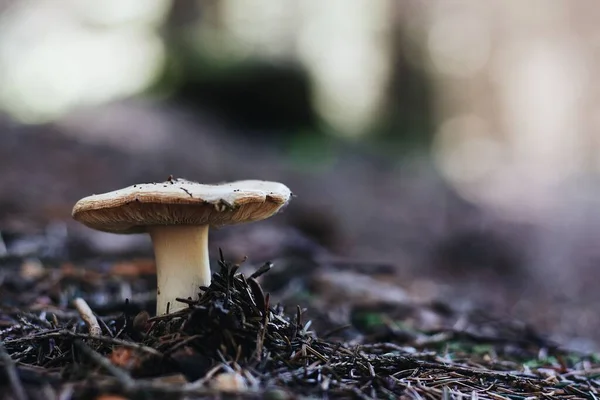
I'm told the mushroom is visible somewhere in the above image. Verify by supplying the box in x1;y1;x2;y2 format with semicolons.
72;178;292;315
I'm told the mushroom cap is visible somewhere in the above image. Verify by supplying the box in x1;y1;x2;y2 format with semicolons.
72;178;292;234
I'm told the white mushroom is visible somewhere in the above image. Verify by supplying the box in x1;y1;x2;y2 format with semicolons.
72;178;292;315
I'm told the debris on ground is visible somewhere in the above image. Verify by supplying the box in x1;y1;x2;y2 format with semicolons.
1;249;600;399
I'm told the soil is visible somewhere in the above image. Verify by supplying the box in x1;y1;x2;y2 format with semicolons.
1;224;599;399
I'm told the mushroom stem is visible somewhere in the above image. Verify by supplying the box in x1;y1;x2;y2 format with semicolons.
148;225;211;315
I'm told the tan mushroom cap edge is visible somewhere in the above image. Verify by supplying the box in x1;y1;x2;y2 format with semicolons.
72;178;292;234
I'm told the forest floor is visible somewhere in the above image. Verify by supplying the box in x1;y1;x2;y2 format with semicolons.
2;115;600;398
1;243;599;400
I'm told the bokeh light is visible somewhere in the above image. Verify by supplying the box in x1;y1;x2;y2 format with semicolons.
0;0;168;123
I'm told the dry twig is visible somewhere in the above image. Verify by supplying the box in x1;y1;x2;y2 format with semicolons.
73;298;101;337
0;340;28;400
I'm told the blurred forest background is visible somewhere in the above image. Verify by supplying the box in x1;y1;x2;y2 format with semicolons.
1;0;600;350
